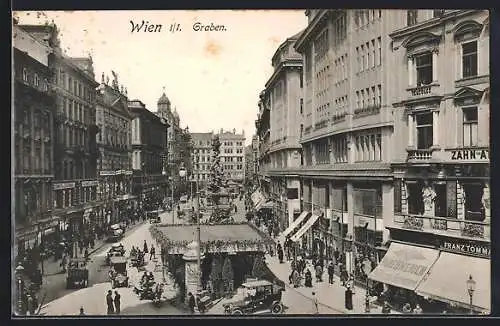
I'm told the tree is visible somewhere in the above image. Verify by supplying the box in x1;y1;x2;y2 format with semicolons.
251;254;267;280
221;256;234;294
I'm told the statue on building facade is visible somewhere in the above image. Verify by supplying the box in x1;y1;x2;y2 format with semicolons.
101;72;105;84
421;181;436;216
482;183;490;221
111;70;119;90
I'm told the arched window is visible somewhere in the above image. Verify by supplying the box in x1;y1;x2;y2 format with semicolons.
34;73;40;87
22;68;28;82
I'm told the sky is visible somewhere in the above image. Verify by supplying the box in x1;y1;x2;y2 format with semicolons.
13;10;308;145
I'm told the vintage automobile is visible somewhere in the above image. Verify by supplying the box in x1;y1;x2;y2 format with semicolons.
107;224;124;242
223;279;284;315
66;258;89;289
147;210;162;224
106;243;125;265
109;256;129;288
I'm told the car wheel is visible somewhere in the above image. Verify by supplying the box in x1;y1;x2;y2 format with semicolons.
271;303;283;314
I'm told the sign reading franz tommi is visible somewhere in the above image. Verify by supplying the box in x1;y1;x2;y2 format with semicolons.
440;240;490;258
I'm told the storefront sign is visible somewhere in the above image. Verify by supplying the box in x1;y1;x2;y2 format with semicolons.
100;171;116;176
440;240;490;258
81;180;99;187
53;182;75;190
449;149;489;162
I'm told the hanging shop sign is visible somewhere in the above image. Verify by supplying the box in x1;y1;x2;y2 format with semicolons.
53;182;76;190
81;180;99;187
449;148;489;162
440;239;490;259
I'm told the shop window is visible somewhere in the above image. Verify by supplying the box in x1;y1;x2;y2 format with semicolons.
462;183;485;221
463;107;478;147
394;179;402;213
22;68;28;82
353;188;381;217
416;53;433;86
407;10;418;26
434;181;457;218
407;182;424;215
416;113;433;149
462;41;478;78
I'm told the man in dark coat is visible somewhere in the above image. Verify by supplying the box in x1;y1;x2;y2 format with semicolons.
187;292;196;314
327;261;335;284
143;240;148;254
277;242;284;264
114;291;121;315
106;290;115;315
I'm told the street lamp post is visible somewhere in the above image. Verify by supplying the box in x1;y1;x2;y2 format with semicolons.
466;274;476;314
168;176;174;224
15;263;26;315
362;258;372;313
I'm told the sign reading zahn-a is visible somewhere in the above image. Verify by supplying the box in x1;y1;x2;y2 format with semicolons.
449;149;489;162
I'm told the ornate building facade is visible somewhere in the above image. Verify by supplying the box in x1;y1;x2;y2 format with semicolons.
96;72;134;225
219;128;246;184
18;24;100;253
13;24;56;253
129;100;169;209
256;31;304;232
191;132;214;189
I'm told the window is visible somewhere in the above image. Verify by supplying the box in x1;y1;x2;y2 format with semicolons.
356;47;360;72
462;183;485;221
462;41;478;78
356;91;360;109
377;84;382;106
371;39;376;68
34;74;40;87
394;179;402;214
377;37;382;65
416;113;433;149
366;43;370;68
43;79;49;91
300;98;303;114
22;68;28;82
68;77;72;91
416;53;433;86
300;74;303;88
315;140;329;164
378;10;382;18
332;134;348;163
433;9;445;18
287;188;299;200
463;107;478;147
407;182;424;215
360;45;365;71
407;10;418;26
361;89;365;108
371;86;376;106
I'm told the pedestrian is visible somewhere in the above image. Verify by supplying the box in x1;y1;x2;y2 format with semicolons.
327;261;335;284
143;240;149;254
150;246;156;260
344;284;353;310
292;269;300;288
413;304;423;314
304;269;313;287
312;292;319;314
106;290;115;315
114;291;121;315
187;292;196;314
315;263;323;282
277;244;284;264
160;246;165;265
79;307;85;315
84;248;89;261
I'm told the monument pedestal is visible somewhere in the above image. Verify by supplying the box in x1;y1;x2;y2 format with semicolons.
182;240;205;303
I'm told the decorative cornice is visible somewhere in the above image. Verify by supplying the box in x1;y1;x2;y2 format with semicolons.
295;10;332;53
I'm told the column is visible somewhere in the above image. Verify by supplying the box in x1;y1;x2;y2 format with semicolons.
432;111;439;146
432;50;438;82
408;57;413;86
381;183;394;244
408;114;414;147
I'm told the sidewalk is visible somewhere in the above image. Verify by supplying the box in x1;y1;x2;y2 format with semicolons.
264;254;401;315
41;220;147;276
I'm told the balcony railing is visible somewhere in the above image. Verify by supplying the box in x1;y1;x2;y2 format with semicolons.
354;105;381;118
406;83;440;101
394;214;490;241
314;119;329;130
407;148;436;162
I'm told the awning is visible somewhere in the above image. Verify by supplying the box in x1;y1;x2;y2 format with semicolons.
367;242;439;290
251;190;265;206
416;252;490;312
282;211;310;239
291;214;320;242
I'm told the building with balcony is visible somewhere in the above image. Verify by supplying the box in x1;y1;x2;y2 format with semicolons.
381;9;490;313
293;9;395;266
13;24;56;254
18;24;102;249
219;128;246;184
129;99;169;210
244;144;254;185
257;31;304;232
96;72;135;225
191;132;213;189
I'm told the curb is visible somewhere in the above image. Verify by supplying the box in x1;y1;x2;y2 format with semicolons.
264;257;390;315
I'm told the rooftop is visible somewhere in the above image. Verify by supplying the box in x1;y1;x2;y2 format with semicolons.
156;223;266;243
